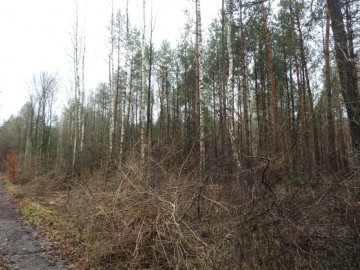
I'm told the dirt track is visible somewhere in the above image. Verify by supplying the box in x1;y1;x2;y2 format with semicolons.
0;177;68;270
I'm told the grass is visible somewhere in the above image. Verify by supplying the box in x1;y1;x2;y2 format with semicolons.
3;178;24;199
4;179;62;230
21;199;59;227
1;175;78;266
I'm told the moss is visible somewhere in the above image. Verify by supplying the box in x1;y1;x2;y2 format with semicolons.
2;179;54;228
21;199;61;229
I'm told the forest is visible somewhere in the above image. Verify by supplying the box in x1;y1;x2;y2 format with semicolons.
0;0;360;268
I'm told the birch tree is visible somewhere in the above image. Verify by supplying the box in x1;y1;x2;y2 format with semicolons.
195;0;205;171
71;1;86;170
108;3;122;172
226;0;241;172
120;0;131;161
108;1;116;160
140;0;146;162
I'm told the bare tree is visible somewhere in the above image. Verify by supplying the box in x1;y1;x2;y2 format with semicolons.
120;0;131;161
195;0;205;171
140;0;147;163
226;0;241;174
71;1;86;170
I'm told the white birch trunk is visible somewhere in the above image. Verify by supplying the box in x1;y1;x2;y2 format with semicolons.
140;0;146;161
72;78;79;168
196;0;206;171
120;0;130;160
108;2;115;156
72;2;86;169
226;0;241;172
72;9;79;168
80;90;85;152
120;55;131;159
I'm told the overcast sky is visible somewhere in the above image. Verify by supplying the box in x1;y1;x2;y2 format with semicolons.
0;0;221;124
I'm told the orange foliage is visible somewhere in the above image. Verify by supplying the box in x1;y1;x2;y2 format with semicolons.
6;151;18;181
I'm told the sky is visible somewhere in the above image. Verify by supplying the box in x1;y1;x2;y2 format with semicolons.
0;0;221;124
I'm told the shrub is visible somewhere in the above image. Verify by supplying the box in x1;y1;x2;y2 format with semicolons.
6;151;18;181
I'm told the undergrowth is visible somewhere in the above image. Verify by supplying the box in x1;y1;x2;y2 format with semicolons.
7;154;360;269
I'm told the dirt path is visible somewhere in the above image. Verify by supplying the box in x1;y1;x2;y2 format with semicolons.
0;177;68;270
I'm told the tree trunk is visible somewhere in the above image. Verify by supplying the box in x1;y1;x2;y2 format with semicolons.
325;4;337;170
147;12;154;155
140;0;146;162
345;0;358;90
108;3;115;156
196;0;206;171
239;1;250;158
120;0;130;161
289;3;309;172
226;0;241;173
295;12;320;167
262;3;277;153
327;0;360;153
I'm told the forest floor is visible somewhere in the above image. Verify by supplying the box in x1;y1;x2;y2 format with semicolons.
0;175;68;270
0;164;359;269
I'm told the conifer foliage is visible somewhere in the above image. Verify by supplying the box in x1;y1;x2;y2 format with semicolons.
0;0;360;268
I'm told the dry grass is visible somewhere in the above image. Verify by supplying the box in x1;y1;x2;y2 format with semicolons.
19;154;360;269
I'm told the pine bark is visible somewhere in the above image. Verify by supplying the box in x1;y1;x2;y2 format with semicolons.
327;0;360;153
239;1;250;157
325;4;337;170
295;12;320;166
261;3;277;153
289;3;308;171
